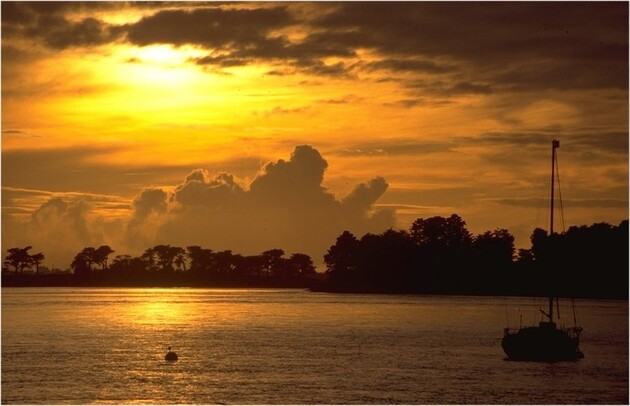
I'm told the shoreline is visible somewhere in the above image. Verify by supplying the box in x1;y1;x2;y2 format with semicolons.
2;273;626;300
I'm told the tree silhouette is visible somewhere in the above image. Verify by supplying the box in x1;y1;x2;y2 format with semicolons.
4;216;626;298
93;245;115;270
356;229;417;292
141;248;158;272
174;249;187;272
410;214;473;292
261;249;285;276
186;246;214;275
213;250;235;274
324;231;359;290
471;228;515;293
410;214;472;249
289;253;316;276
153;245;175;272
4;246;34;274
30;252;45;274
71;249;93;276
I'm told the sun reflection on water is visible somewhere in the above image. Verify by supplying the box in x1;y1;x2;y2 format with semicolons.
118;288;266;327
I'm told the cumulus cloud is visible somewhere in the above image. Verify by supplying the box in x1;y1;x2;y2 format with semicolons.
249;145;330;204
131;188;168;221
127;188;169;251
0;144;392;268
342;177;389;213
149;145;393;263
2;196;106;269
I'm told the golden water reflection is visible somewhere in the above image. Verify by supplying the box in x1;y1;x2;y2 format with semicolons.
118;288;270;327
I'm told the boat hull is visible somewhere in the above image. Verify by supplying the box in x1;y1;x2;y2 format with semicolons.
502;325;583;362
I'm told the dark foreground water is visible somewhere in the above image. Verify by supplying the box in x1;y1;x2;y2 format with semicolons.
2;288;627;404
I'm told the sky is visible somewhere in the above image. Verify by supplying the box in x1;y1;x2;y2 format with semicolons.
2;1;628;270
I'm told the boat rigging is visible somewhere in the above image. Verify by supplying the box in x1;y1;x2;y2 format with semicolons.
501;139;584;362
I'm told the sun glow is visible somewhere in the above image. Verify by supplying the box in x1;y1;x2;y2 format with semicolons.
128;296;188;325
129;45;205;66
113;45;209;88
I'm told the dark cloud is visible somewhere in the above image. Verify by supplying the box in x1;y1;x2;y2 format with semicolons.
130;6;358;75
405;79;494;96
335;141;453;157
312;2;628;90
3;2;123;49
569;132;629;155
363;59;455;74
313;2;628;62
37;16;123;49
464;130;628;156
4;2;626;89
125;6;293;47
384;98;425;109
495;197;629;209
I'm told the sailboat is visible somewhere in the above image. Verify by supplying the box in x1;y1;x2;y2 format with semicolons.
501;139;584;361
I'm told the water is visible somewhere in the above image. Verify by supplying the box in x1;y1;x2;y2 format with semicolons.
2;288;627;404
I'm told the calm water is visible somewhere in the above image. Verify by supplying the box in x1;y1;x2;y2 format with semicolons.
1;288;627;404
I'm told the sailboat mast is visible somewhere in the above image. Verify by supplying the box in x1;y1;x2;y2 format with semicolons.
550;140;559;234
549;139;560;322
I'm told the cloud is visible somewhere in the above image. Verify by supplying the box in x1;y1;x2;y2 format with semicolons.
2;196;105;268
249;145;330;203
1;145;392;268
131;188;168;221
494;197;629;209
460;130;629;159
5;2;626;91
126;187;169;250
363;58;455;74
312;2;628;90
151;145;393;264
342;177;388;212
137;145;394;262
335;141;453;157
171;170;245;209
260;106;311;118
2;2;123;49
125;6;294;48
2;146;188;197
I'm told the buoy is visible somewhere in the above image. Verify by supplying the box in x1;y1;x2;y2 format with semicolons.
165;346;178;361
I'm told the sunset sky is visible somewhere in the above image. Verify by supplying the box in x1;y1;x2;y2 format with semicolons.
2;1;628;269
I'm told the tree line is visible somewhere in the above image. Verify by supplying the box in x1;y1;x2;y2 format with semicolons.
3;244;319;288
3;214;628;298
3;246;46;274
322;214;628;299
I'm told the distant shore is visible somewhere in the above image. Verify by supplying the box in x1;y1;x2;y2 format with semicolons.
3;273;626;301
1;272;322;290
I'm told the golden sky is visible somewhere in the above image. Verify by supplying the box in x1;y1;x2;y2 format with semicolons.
2;2;628;268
